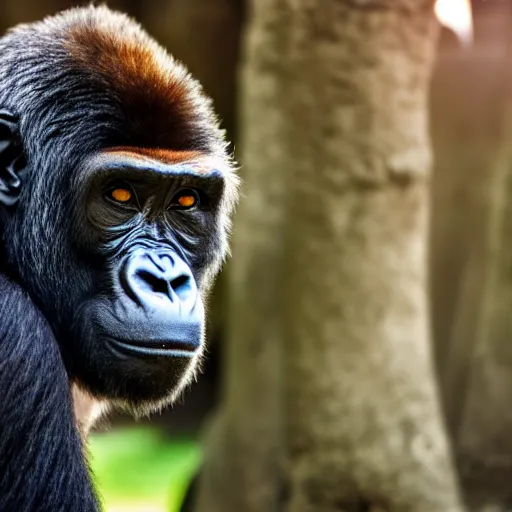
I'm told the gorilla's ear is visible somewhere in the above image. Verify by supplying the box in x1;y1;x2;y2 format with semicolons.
0;109;26;207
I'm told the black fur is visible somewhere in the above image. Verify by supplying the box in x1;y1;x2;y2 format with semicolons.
0;6;238;511
0;274;99;511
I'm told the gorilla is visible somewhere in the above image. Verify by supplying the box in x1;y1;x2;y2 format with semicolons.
0;6;238;511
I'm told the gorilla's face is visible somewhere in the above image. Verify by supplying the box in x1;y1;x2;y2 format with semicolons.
66;152;227;410
11;150;234;413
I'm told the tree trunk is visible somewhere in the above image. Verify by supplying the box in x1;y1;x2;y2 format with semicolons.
195;1;462;511
281;2;461;511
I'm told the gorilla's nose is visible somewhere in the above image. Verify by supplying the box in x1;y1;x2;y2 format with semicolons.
110;251;204;355
122;252;198;315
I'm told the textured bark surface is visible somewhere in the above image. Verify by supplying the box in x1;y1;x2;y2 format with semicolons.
280;2;461;511
195;1;463;511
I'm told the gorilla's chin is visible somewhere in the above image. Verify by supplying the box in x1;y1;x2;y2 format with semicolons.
67;299;202;409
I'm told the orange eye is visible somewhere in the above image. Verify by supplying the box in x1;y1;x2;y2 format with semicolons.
178;194;197;208
111;188;132;203
172;189;199;210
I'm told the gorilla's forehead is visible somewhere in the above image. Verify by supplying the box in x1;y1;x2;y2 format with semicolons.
85;149;227;179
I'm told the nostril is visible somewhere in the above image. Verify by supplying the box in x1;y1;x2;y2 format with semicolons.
170;274;192;297
135;269;169;296
135;268;193;301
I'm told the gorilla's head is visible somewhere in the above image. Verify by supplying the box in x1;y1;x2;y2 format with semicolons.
0;6;238;414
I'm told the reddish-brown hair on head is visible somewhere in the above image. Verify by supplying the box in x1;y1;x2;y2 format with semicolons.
28;6;227;156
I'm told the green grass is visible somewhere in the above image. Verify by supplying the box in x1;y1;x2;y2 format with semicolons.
89;428;200;512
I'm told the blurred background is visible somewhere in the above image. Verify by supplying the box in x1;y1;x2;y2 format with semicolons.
3;1;512;511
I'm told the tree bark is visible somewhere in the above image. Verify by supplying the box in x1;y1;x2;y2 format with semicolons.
281;2;461;511
195;1;462;511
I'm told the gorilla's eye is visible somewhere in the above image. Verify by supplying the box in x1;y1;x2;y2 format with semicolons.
104;182;138;208
170;189;200;210
111;188;132;203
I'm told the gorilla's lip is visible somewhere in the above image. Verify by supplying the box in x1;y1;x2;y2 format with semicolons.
106;337;198;358
92;306;204;358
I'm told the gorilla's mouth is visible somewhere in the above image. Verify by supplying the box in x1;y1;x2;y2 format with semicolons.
108;337;198;357
82;296;205;359
70;299;203;405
